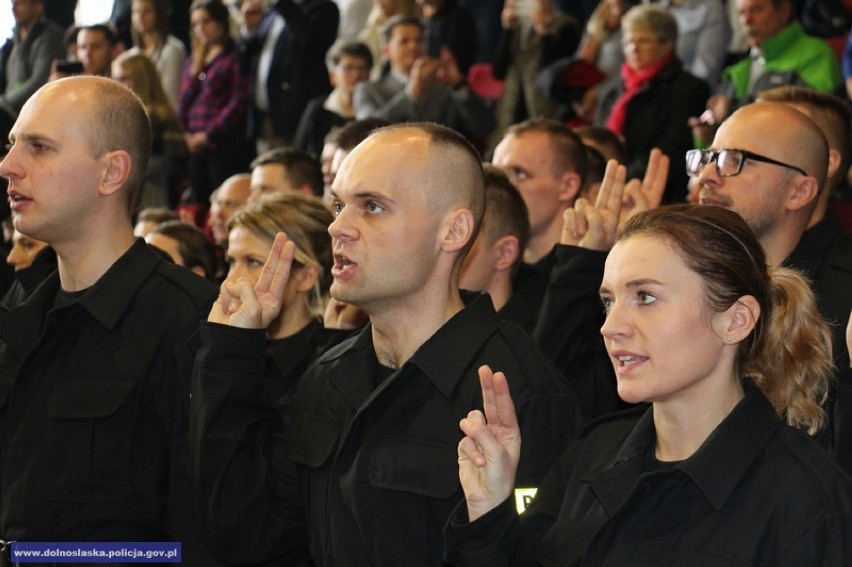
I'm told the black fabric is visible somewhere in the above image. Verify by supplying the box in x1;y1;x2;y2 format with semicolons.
445;384;852;565
191;293;586;566
0;240;218;565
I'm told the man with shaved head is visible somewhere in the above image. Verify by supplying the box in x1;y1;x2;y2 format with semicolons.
690;100;852;473
191;122;585;565
0;76;218;564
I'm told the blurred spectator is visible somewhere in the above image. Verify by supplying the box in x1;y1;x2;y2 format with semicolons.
358;0;418;79
248;146;324;201
207;173;251;249
596;4;708;202
77;23;120;76
241;0;339;153
134;206;180;237
114;52;187;209
0;0;65;117
5;229;49;272
417;0;478;77
293;41;372;158
353;15;494;142
658;0;730;89
491;0;582;146
145;220;220;280
126;0;187;106
179;0;251;204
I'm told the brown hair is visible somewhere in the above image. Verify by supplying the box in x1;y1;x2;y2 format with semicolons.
505;118;588;185
617;204;832;433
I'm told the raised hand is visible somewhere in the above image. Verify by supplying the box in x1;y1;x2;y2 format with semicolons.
561;159;625;251
619;148;669;229
208;233;296;329
458;366;522;521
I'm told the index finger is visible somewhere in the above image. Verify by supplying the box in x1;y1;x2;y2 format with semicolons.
255;232;295;298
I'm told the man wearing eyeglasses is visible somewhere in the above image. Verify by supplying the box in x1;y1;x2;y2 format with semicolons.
689;100;852;474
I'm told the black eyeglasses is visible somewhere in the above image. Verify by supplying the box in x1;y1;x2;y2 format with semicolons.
685;148;808;178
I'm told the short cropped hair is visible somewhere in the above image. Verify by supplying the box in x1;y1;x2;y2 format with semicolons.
78;23;119;46
382;14;422;44
331;41;373;70
482;164;530;276
251;147;324;196
149;220;219;280
506;118;588;183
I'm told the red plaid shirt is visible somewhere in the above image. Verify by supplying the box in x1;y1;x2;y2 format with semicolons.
178;43;249;148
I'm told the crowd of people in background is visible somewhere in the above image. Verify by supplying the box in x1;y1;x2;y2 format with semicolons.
1;0;852;565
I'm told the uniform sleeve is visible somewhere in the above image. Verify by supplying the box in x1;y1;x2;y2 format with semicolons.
534;245;624;419
189;322;309;565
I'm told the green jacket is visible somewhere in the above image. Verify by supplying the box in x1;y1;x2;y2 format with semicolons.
721;21;841;100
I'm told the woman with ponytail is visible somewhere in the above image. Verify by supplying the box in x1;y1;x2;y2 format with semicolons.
446;204;852;566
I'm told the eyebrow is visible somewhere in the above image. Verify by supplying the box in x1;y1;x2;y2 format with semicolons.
331;189;395;204
599;278;664;294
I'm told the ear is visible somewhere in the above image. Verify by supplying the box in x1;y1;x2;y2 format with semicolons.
827;148;842;182
713;295;761;345
558;171;582;204
441;209;475;253
493;235;520;273
293;264;320;293
329;70;338;88
785;175;819;213
99;150;132;197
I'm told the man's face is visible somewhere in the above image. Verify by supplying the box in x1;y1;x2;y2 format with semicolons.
0;84;104;247
12;0;41;29
249;163;292;202
77;29;114;76
328;129;445;312
491;131;568;242
384;24;423;74
332;55;370;94
737;0;790;48
209;177;251;246
697;115;796;240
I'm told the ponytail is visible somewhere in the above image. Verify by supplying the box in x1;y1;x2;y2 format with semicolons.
745;267;832;434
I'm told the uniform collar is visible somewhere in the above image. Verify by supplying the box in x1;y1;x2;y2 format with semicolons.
589;385;783;512
324;292;500;406
760;21;804;61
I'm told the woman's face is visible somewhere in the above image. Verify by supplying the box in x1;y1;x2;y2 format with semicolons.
599;235;733;406
6;230;48;271
131;0;157;35
191;8;225;46
227;226;300;305
622;25;671;71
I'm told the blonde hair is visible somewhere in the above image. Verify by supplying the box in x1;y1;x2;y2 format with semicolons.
228;194;334;315
113;51;177;123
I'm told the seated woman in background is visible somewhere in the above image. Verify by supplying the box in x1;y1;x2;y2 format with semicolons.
113;52;187;209
595;4;708;203
213;194;352;401
127;0;187;106
447;204;852;565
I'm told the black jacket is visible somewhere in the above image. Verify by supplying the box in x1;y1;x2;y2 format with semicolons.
445;384;852;565
0;240;218;565
595;58;709;203
191;293;586;566
243;0;339;143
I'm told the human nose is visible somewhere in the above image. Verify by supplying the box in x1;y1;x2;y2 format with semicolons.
600;300;631;341
328;207;356;242
6;246;23;269
0;145;22;180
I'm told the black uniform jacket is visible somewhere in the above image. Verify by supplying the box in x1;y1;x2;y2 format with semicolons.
191;292;586;566
0;240;218;564
445;384;852;566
